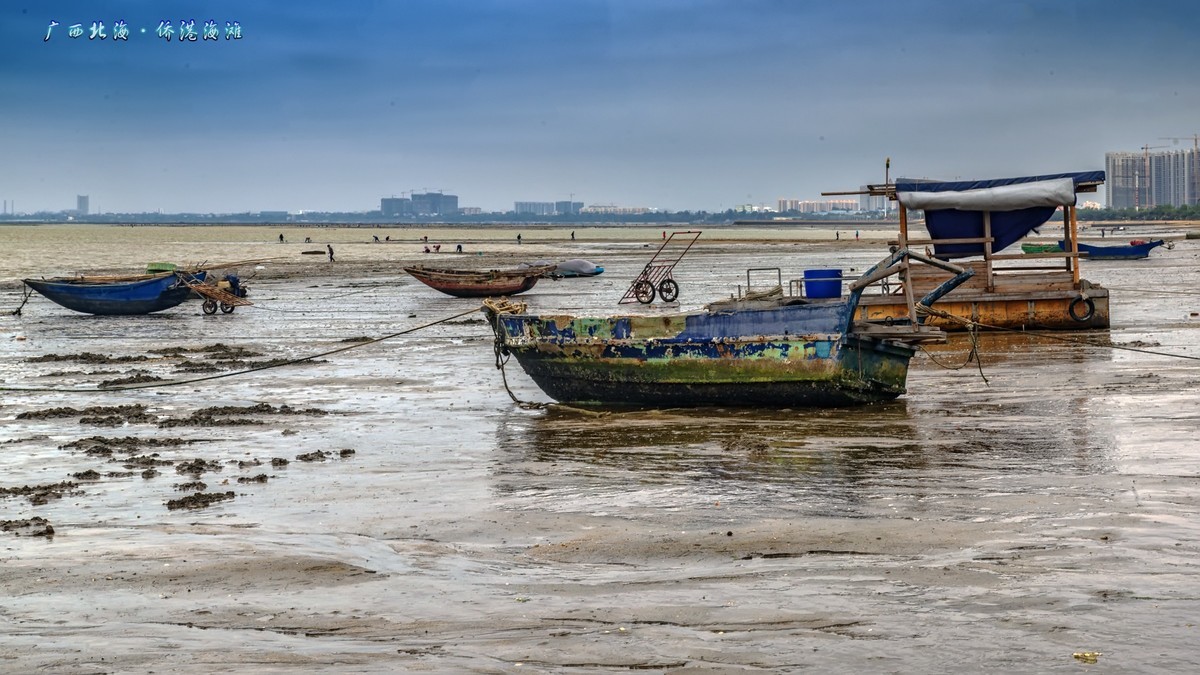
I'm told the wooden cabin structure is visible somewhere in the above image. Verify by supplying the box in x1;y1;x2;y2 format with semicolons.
829;171;1108;331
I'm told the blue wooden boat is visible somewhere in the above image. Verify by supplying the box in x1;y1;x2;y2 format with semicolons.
485;249;973;408
22;271;206;315
1060;239;1168;260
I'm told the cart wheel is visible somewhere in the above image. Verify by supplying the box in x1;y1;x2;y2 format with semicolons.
634;280;655;304
202;299;218;315
220;303;235;314
657;279;679;302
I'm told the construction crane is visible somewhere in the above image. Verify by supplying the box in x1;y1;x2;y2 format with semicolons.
1159;135;1200;204
1137;144;1168;210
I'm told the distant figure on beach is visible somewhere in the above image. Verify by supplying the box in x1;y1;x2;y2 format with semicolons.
571;231;575;241
327;244;335;262
855;230;860;241
433;244;441;252
385;236;390;241
836;231;840;240
1101;229;1106;238
304;237;311;243
279;233;285;243
423;235;428;243
373;235;380;242
424;246;431;253
662;231;666;240
517;233;522;245
455;243;463;253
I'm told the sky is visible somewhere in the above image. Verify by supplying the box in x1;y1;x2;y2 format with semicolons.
2;0;1199;214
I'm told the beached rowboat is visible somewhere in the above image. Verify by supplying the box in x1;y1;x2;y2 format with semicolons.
404;264;555;298
22;271;205;315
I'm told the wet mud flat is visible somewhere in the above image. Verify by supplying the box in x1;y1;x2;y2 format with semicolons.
2;234;1200;672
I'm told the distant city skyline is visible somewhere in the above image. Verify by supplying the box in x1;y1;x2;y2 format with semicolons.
3;1;1199;213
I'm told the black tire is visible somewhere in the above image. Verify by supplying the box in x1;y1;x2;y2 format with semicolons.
658;278;679;303
1068;296;1095;323
202;299;218;315
633;280;655;304
220;303;235;314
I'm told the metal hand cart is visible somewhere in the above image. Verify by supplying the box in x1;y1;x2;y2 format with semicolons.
619;230;702;304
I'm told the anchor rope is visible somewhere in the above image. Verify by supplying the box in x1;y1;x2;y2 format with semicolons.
915;303;1200;363
0;307;481;394
482;298;608;416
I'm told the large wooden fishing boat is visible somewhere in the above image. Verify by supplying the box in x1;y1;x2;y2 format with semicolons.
484;249;973;408
831;171;1112;331
21;271;206;315
404;264;555;298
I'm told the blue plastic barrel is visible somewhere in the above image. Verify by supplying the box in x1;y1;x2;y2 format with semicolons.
803;269;842;299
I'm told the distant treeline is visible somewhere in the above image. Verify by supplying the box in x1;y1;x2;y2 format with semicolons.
1079;204;1200;221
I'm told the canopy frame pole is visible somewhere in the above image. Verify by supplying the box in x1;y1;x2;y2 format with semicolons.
898;203;917;325
983;211;995;291
1068;204;1080;286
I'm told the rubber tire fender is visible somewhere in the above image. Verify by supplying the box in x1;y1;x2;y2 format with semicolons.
1068;295;1095;323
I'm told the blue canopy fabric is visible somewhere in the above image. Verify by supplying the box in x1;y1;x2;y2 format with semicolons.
896;171;1105;258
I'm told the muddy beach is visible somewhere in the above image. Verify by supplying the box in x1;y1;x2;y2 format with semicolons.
3;224;1200;673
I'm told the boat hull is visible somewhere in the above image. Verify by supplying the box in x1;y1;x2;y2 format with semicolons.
22;273;200;315
494;301;916;407
858;287;1110;331
1062;240;1165;260
404;266;546;298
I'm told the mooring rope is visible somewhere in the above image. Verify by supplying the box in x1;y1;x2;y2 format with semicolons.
482;298;548;409
916;303;1200;363
0;307;481;394
9;285;33;316
481;298;609;416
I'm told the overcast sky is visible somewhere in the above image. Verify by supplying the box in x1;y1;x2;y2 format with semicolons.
3;0;1198;213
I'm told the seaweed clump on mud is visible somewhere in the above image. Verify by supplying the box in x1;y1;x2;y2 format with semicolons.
175;458;223;477
296;448;356;462
99;374;165;389
152;343;264;359
158;403;328;428
0;481;80;505
61;436;192;456
27;352;148;364
17;405;157;427
1;517;54;537
166;491;235;511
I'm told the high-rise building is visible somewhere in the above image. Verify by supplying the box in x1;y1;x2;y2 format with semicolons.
381;197;412;217
554;201;583;215
1106;148;1200;209
514;201;556;215
76;195;89;215
410;192;458;216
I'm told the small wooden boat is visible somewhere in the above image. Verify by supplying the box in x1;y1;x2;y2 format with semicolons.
22;271;206;315
404;264;555;298
1061;239;1169;260
1021;242;1062;254
484;249;973;408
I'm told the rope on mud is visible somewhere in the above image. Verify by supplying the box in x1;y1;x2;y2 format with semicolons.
0;307;482;394
1103;286;1200;297
916;303;1200;363
915;309;989;385
10;285;33;316
482;298;609;416
483;298;548;410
